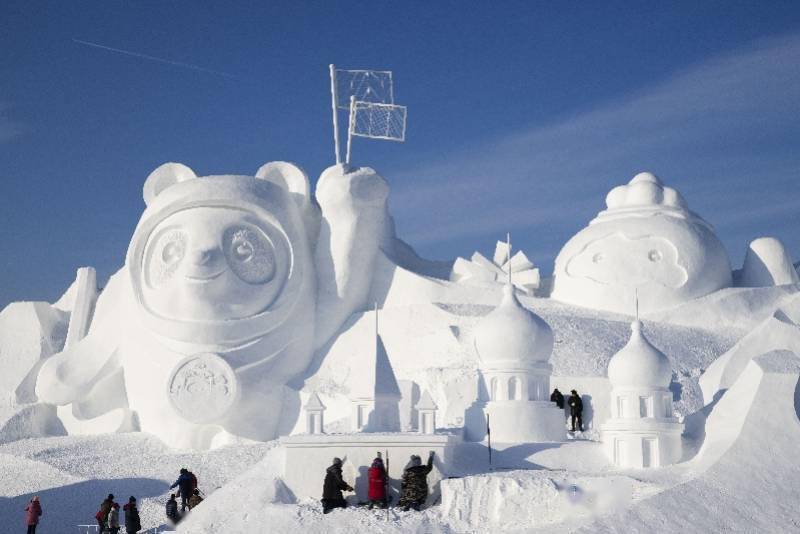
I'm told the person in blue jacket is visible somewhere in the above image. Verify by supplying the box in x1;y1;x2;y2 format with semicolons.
169;468;196;512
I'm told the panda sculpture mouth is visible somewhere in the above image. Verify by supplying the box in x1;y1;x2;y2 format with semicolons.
184;270;226;283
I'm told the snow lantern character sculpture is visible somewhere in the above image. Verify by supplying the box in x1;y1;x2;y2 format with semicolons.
601;320;683;468
551;172;732;314
36;161;391;449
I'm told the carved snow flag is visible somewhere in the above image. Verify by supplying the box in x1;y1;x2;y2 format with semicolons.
349;101;407;142
334;69;394;109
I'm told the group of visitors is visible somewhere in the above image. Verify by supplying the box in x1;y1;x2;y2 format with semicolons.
84;467;202;533
166;467;203;526
550;388;584;432
95;494;140;534
322;450;435;514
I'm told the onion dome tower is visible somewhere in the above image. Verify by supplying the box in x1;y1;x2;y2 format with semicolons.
601;320;683;468
471;282;564;443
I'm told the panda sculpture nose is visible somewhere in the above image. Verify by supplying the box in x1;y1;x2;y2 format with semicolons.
190;248;216;266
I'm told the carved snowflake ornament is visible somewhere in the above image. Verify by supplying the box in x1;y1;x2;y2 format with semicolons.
451;240;541;294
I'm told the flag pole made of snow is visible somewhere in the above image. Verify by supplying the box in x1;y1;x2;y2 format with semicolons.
329;64;342;165
487;412;492;469
385;448;390;521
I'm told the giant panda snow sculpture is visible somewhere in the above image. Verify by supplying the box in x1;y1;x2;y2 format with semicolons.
551;172;732;315
36;161;391;449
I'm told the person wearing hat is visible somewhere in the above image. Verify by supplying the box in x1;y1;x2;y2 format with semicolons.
107;501;121;534
568;389;584;432
397;451;435;511
165;494;180;526
96;494;114;533
321;457;353;514
123;496;141;534
24;496;42;534
367;452;388;509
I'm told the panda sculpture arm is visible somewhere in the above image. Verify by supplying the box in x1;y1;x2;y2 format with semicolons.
313;163;391;348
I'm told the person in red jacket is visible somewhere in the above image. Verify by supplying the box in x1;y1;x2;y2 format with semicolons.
367;453;388;509
24;496;42;534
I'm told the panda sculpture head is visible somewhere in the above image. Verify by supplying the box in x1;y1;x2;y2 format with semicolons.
126;162;316;351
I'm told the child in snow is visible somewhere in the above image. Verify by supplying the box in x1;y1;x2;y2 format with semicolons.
321;457;353;514
24;496;42;534
568;389;584;432
96;494;114;533
165;493;180;525
367;453;388;509
123;496;141;534
397;451;434;511
107;502;121;534
187;488;204;510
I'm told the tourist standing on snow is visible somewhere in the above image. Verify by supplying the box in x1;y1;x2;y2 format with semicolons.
550;388;565;409
24;496;42;534
398;451;434;511
568;389;584;431
123;496;141;534
170;468;196;512
96;494;114;533
321;457;353;514
166;494;180;525
367;453;388;509
107;502;121;534
188;488;204;510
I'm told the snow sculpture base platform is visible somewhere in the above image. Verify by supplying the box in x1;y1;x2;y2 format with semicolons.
485;401;565;442
281;432;461;504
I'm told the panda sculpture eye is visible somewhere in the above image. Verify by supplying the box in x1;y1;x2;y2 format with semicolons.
648;249;663;262
148;229;187;286
223;226;276;284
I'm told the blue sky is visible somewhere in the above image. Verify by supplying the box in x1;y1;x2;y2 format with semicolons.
1;1;799;307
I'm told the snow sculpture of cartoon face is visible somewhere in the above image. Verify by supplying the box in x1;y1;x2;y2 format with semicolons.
121;162;316;445
551;172;732;314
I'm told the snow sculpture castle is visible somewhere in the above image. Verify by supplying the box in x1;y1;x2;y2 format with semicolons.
472;283;564;442
601;320;683;468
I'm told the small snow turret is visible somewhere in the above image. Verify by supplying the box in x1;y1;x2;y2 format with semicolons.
415;390;438;434
304;392;326;434
607;321;672;390
602;320;683;468
470;283;564;443
474;284;553;369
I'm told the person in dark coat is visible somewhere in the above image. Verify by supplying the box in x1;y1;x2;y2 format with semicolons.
96;494;114;533
123;496;141;534
568;389;583;431
170;468;196;512
321;457;353;514
165;494;180;525
367;454;387;509
24;496;42;534
397;451;434;511
550;388;565;409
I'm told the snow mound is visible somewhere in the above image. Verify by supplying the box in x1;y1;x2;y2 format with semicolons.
699;297;800;404
0;301;68;405
737;237;799;287
440;471;653;533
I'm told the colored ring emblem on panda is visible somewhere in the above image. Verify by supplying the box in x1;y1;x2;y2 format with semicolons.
167;353;239;424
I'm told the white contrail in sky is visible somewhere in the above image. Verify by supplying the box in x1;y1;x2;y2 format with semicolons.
72;38;236;79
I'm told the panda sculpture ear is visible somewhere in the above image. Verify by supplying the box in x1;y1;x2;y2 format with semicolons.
255;161;311;205
143;163;197;206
